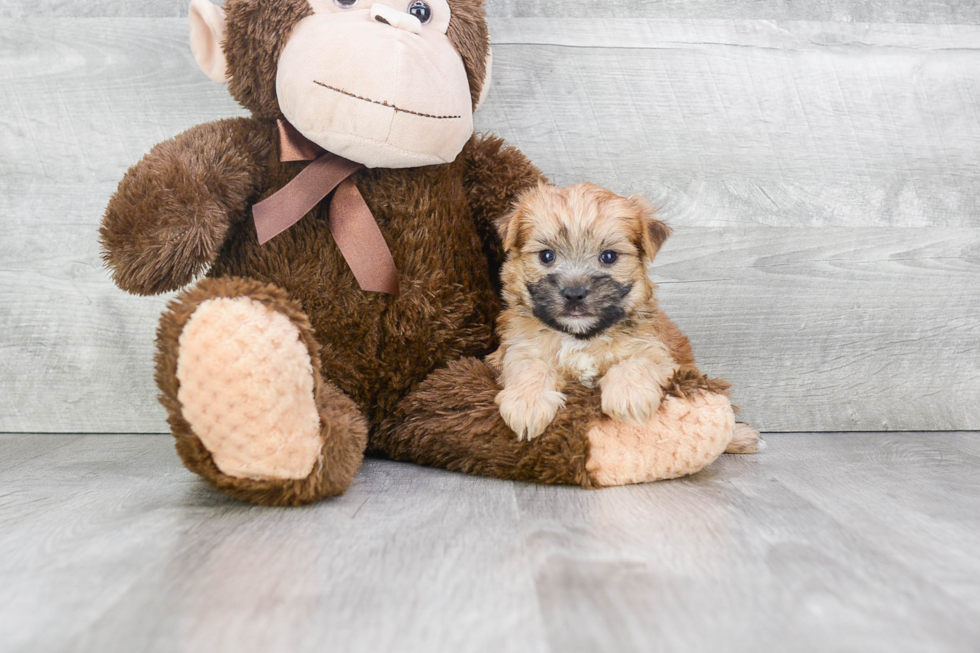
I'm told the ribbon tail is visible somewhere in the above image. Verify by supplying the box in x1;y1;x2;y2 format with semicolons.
329;179;400;296
253;153;362;245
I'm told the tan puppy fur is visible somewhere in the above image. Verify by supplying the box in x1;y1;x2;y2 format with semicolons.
488;183;677;440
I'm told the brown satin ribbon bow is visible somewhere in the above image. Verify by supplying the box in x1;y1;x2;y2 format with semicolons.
252;119;400;295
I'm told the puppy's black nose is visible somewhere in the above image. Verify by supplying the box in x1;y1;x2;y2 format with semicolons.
561;286;590;302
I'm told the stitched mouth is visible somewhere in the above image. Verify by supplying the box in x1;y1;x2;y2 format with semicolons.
314;81;461;120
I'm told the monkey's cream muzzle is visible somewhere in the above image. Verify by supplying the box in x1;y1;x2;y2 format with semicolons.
276;7;475;169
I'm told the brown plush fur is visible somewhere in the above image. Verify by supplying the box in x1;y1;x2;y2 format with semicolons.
444;0;491;109
102;0;748;505
100;118;273;295
206;132;531;430
376;357;598;487
665;365;732;399
223;0;313;120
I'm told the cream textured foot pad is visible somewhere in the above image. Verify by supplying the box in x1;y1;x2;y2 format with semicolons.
586;392;735;486
176;297;322;480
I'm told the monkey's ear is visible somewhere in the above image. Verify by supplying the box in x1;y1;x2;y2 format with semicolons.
189;0;229;84
474;48;493;112
631;195;671;261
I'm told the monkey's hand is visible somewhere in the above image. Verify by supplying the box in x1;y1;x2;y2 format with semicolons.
600;359;677;426
100;118;272;295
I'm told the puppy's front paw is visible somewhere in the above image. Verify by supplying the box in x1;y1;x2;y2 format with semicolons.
601;379;662;426
600;360;673;426
496;386;566;441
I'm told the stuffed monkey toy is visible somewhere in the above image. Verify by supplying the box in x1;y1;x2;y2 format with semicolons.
100;0;756;506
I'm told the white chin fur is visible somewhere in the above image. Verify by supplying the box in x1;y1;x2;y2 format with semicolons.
558;315;599;334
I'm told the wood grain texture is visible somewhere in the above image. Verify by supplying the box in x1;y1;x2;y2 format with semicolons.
6;0;980;23
1;433;979;652
0;18;243;433
484;0;980;24
522;432;980;651
0;1;189;17
1;14;978;433
655;227;980;432
482;19;980;228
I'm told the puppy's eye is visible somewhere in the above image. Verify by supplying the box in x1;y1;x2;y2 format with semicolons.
538;250;556;266
408;1;432;23
334;0;358;6
599;250;619;266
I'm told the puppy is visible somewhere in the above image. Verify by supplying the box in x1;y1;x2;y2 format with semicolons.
488;182;679;441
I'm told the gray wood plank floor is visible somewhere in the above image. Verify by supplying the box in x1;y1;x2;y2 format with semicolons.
1;433;978;653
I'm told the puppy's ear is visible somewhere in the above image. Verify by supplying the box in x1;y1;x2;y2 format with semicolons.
496;187;538;252
494;208;521;252
645;217;672;259
631;195;671;261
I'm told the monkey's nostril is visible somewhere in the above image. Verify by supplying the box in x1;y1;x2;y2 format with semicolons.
375;15;391;25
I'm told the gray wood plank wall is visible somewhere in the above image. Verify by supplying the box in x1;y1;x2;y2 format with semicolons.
1;1;978;433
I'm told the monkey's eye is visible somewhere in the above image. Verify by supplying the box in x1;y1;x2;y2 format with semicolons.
408;1;432;24
538;250;556;266
599;251;619;266
334;0;358;7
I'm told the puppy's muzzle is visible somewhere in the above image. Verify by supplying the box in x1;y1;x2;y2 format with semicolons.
528;273;633;339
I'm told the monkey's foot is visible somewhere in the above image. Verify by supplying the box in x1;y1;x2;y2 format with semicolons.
157;277;367;505
176;295;324;480
586;391;736;487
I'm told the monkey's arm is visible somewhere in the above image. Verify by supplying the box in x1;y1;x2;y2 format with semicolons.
461;135;546;276
100;117;274;296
